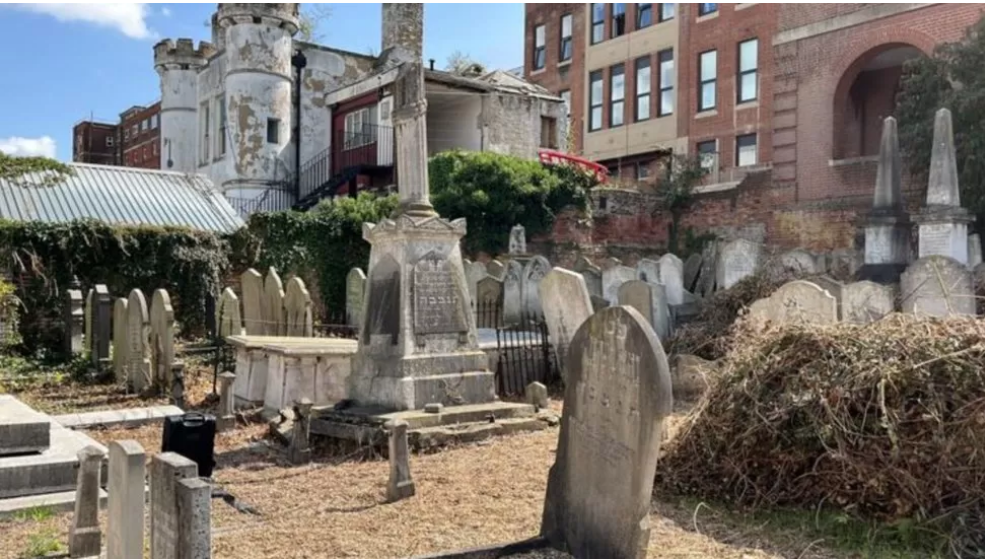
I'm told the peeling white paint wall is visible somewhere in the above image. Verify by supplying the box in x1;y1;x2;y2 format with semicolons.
158;65;200;174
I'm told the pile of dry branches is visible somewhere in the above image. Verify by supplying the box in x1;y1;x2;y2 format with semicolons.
658;315;985;554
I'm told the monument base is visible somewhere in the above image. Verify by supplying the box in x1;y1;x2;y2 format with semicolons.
351;351;494;411
914;207;975;265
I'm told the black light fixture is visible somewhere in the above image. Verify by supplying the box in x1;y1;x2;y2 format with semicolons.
292;50;308;196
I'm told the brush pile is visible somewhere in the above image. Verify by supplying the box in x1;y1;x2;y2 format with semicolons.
658;314;985;554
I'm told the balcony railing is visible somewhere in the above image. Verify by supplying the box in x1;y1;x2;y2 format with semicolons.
297;124;394;202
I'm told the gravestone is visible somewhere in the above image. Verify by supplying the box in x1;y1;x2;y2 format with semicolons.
900;255;975;317
466;261;487;306
475;276;504;328
842;281;895;325
590;295;610;313
263;267;285;336
914;109;975;265
539;268;594;378
175;478;211;558
969;234;982;268
509;224;527;255
386;419;416;502
716;238;762;290
860;116;910;283
828;249;863;280
618;280;671;340
486;259;506;281
112;298;129;384
658;253;685;305
69;446;104;558
602;265;637;306
107;440;145;559
91;285;112;368
503;259;524;325
541;306;673;559
574;256;603;298
526;381;549;409
149;289;175;390
346;268;367;329
217;288;243;337
65;288;84;357
412;251;470;337
240;268;264;335
636;259;661;284
683;253;702;292
284;277;313;337
522;255;552;318
812;276;844;319
84;289;94;352
747;280;838;326
778;249;817;276
127;289;151;392
150;452;198;559
696;243;718;297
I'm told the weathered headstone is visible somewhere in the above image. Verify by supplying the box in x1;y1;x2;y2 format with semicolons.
522;255;552;318
150;452;199;559
842;281;895;324
539;268;594;378
386;419;416;502
127;289;151;392
412;250;469;337
69;446;104;558
475;276;504;328
91;285;112;368
466;261;487;306
176;477;211;559
289;399;313;465
716;238;762;290
217;287;243;337
618;280;671;340
217;372;236;432
636;259;660;284
812;276;844;319
696;242;718;297
149;289;175;390
860;116;910;283
590;295;610;313
526;381;549;409
541;306;673;559
65;288;84;357
969;234;982;268
486;259;506;281
683;253;702;292
240;268;264;335
778;249;818;276
829;248;863;280
509;224;527;255
900;255;975;317
346;268;367;329
747;280;838;326
284;277;313;337
263;267;285;336
602;265;637;306
503;259;524;325
914;109;975;265
574;256;603;298
658;253;685;305
112;298;129;383
107;440;146;559
84;289;94;352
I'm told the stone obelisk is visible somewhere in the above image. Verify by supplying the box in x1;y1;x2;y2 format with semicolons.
913;108;975;265
349;11;494;411
857;116;910;283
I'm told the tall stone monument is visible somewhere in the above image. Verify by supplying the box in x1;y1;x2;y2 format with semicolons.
859;117;911;283
914;109;975;265
349;53;494;411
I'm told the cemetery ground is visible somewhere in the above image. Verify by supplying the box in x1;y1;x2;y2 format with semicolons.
1;360;942;559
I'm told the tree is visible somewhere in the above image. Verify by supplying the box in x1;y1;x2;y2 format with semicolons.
896;16;985;228
652;154;708;254
298;4;332;43
445;51;486;77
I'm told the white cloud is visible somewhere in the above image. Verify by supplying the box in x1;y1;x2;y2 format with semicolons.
0;137;58;159
9;3;153;39
160;7;171;18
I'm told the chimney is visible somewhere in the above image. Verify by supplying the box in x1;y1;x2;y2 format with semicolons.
381;3;423;63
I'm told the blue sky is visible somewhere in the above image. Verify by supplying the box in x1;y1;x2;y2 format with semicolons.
0;3;524;162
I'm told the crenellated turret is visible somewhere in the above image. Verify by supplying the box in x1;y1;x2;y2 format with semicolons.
154;39;214;173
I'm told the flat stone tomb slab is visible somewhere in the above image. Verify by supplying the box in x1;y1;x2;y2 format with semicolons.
0;397;107;499
0;395;50;455
261;338;358;416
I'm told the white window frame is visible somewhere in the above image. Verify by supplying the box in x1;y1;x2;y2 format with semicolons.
738;38;758;103
343;107;377;149
106;136;114;147
736;133;757;167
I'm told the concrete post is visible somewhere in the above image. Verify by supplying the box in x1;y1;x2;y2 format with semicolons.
107;440;146;559
386;419;416;502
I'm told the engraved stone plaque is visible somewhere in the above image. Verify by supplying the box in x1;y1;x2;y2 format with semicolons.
413;252;468;335
364;256;401;345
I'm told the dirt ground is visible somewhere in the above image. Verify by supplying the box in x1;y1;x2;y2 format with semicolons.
0;399;856;559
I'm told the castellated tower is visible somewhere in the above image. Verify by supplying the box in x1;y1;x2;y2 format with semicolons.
217;3;300;201
154;39;214;173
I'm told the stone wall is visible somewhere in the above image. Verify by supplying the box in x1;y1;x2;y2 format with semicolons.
482;93;566;160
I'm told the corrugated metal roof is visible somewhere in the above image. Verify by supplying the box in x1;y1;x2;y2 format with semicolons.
0;163;245;233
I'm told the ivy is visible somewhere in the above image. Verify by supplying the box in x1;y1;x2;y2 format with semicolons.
0;153;74;186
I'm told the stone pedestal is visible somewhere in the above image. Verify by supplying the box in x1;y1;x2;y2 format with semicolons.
914;207;974;265
349;214;495;411
858;213;910;284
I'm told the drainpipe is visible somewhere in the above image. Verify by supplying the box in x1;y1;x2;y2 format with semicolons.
292;49;308;198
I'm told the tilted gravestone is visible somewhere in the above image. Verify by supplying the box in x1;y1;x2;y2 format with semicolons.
900;255;975;317
149;289;176;391
695;243;718;297
842;281;895;325
69;446;104;557
602;265;637;307
778;249;818;276
240;268;264;335
574;255;603;298
969;234;983;268
658;253;685;306
263;267;285;336
217;288;243;338
683;253;702;292
284;277;314;337
618;280;671;340
522;255;552;318
636;259;660;284
475;276;504;329
346;268;367;329
747;280;838;327
127;289;152;392
716;238;763;290
539;268;593;379
541;306;673;559
486;259;506;281
503;260;524;325
112;298;129;384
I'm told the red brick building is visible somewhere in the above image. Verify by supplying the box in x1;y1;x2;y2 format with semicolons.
72;120;118;166
526;3;984;255
120;102;162;170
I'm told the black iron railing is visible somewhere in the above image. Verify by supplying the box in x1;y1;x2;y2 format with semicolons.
296;124;394;203
227;180;296;218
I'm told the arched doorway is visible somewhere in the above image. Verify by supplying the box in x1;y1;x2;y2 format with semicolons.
832;44;925;160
